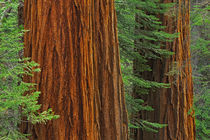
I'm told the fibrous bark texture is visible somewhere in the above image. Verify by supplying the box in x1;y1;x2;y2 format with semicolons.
136;0;196;140
21;0;128;140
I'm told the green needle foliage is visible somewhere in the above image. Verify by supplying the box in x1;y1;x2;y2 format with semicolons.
0;0;59;139
191;1;210;139
115;0;175;134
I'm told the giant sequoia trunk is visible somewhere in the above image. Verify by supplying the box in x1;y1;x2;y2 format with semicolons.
135;0;196;140
21;0;128;139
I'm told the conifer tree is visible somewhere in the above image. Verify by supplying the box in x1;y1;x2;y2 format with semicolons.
21;0;128;139
0;0;58;139
137;0;196;139
116;0;175;138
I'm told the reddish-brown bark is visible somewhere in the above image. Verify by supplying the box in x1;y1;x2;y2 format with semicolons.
133;0;196;140
21;0;128;139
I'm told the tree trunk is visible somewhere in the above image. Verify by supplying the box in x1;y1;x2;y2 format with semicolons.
21;0;128;140
137;0;196;140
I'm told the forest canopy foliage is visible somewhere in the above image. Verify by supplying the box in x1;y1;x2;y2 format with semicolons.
190;1;210;139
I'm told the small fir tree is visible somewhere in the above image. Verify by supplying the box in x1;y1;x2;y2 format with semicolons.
0;0;59;139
